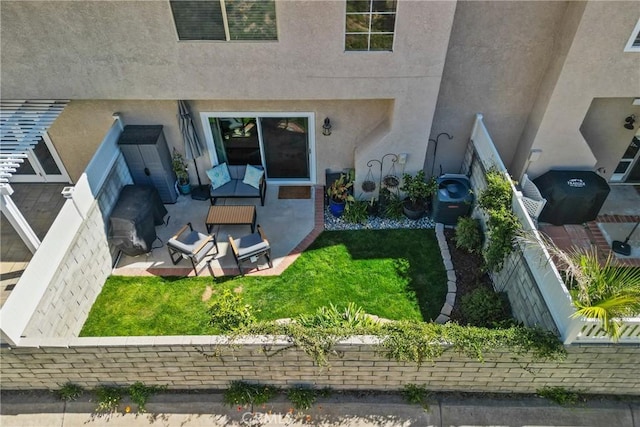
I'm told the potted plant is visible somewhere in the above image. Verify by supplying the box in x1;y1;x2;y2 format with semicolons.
172;149;191;195
326;173;354;217
399;170;437;220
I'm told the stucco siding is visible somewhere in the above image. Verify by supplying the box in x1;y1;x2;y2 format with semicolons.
428;1;568;176
48;99;393;184
523;1;640;178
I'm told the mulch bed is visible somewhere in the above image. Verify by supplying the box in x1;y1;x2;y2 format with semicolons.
443;228;494;324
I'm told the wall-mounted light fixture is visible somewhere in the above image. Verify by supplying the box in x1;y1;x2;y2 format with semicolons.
624;114;636;130
322;117;332;136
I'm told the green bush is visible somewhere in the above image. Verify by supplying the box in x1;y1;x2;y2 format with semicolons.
208;289;257;332
478;168;512;211
455;216;483;253
460;287;513;328
287;386;317;410
223;381;278;407
484;208;520;271
401;383;431;409
537;386;582;405
379;188;403;219
128;382;166;413
95;386;123;413
343;200;369;224
477;168;521;271
296;302;377;329
56;382;84;401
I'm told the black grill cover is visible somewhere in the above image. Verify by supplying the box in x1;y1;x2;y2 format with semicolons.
533;170;609;225
108;185;167;256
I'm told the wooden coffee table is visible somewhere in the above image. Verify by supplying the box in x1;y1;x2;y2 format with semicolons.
205;205;256;234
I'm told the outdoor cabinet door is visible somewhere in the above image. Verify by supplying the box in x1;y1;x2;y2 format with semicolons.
120;144;152;187
138;140;177;204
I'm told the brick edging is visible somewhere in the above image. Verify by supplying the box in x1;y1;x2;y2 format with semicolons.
586;215;640;267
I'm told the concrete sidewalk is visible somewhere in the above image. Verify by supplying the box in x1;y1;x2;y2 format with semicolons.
1;391;639;427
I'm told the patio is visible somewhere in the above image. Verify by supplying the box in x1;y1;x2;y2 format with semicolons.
538;185;640;267
112;184;322;277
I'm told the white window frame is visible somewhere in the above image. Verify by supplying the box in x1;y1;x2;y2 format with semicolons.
9;132;71;183
200;112;316;185
624;18;640;52
344;0;397;52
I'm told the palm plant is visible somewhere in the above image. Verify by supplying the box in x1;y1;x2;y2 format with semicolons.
563;248;640;339
524;234;640;340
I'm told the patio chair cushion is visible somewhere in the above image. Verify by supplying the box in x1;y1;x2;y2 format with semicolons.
207;163;231;190
167;230;213;257
242;164;264;190
233;232;270;258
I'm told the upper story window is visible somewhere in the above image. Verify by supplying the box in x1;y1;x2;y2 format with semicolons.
624;18;640;52
345;0;396;51
170;0;277;41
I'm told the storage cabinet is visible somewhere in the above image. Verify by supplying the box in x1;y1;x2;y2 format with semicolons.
118;125;177;203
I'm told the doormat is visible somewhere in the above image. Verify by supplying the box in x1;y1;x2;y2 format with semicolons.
278;186;311;199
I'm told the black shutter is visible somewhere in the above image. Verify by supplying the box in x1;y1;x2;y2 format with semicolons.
170;1;225;40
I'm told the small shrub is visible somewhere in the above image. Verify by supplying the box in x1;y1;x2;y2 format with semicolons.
297;302;377;329
95;386;123;413
128;382;166;413
380;188;403;219
208;289;257;332
484;208;520;271
56;382;84;401
460;287;513;328
455;216;483;253
537;386;582;405
478;168;512;211
477;168;521;271
401;384;431;409
287;386;317;410
343;200;369;224
223;381;278;407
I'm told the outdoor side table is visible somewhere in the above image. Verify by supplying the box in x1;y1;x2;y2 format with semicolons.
205;205;256;234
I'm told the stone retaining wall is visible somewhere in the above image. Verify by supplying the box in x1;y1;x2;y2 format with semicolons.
1;339;638;394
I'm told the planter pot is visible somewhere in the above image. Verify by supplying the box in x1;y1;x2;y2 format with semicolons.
402;198;425;220
329;199;347;217
178;181;191;195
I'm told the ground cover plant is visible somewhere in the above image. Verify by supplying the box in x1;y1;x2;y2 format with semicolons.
81;229;447;336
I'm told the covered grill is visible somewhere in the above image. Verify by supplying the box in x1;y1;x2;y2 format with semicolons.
108;185;167;256
533;170;609;225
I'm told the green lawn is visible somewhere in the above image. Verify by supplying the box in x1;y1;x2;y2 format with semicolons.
80;229;447;336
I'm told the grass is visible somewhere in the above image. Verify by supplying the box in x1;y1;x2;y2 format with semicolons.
80;229;447;336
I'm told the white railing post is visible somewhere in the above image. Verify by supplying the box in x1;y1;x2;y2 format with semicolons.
0;183;40;253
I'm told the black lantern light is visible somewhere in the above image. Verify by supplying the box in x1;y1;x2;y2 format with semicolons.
624;114;636;130
322;117;332;136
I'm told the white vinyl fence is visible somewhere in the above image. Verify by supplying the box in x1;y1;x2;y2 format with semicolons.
466;114;640;344
0;118;131;345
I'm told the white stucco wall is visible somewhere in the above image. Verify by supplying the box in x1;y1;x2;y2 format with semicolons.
522;2;640;179
1;1;456;179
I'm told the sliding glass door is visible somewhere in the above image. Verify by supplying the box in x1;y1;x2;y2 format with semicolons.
203;113;314;183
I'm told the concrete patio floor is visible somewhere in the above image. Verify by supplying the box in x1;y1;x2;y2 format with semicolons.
112;184;323;277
